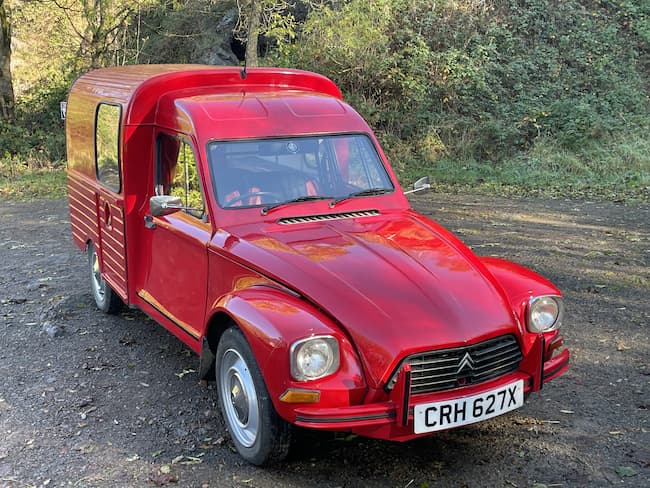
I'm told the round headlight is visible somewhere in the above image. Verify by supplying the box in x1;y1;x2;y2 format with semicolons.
528;296;564;332
290;336;340;381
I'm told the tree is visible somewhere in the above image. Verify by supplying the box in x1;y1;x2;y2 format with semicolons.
235;0;318;67
49;0;154;69
0;0;14;120
240;0;261;66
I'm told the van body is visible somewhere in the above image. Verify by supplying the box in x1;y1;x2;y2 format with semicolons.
66;65;569;465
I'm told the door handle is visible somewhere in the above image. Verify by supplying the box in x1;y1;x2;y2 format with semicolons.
144;215;157;229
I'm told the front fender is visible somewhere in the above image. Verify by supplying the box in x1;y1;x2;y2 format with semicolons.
480;256;562;323
209;285;367;421
480;257;569;390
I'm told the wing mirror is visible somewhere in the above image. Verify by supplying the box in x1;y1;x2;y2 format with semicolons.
403;176;431;195
150;195;183;217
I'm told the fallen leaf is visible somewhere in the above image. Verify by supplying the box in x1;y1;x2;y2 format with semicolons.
160;465;171;474
148;468;178;486
615;466;637;478
179;456;203;465
151;449;165;458
126;454;140;462
175;368;196;379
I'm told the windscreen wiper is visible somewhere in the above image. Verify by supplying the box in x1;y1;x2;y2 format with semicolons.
261;195;333;215
329;188;392;208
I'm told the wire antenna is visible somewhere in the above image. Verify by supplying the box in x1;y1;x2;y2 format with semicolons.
240;57;247;80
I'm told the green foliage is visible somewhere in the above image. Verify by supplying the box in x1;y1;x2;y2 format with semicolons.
3;0;649;202
0;167;67;201
273;0;649;201
0;78;68;166
128;0;235;64
406;131;650;202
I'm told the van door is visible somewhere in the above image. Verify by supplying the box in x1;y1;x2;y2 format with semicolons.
139;132;210;342
95;103;128;300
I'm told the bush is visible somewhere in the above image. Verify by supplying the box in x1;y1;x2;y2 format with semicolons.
274;0;650;172
1;77;68;170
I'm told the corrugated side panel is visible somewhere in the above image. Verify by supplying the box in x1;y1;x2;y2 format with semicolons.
98;196;128;300
67;172;128;301
67;173;98;250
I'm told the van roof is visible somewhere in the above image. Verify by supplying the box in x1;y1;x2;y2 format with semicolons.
68;64;343;126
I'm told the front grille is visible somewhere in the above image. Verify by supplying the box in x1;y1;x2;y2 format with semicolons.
277;210;380;225
388;335;522;395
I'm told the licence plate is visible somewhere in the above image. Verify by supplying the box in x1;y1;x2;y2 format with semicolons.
413;380;524;434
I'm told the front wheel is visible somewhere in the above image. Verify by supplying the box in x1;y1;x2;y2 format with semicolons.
88;243;122;314
216;327;291;465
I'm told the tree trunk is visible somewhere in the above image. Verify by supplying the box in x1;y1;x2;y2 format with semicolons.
244;0;261;67
0;0;15;120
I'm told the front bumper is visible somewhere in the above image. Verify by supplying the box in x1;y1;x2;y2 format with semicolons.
291;346;569;441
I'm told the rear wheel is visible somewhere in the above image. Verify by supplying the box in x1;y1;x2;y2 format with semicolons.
88;243;122;314
216;327;291;465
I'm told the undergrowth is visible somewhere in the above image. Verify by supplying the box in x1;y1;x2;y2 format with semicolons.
0;165;67;201
1;0;649;203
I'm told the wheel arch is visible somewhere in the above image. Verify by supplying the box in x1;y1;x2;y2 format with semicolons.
199;310;236;382
199;286;345;392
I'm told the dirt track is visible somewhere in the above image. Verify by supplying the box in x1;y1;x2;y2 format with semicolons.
0;194;648;487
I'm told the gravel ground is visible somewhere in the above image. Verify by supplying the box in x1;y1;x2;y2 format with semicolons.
0;194;648;488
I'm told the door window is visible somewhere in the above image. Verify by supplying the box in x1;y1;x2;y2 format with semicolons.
156;133;206;219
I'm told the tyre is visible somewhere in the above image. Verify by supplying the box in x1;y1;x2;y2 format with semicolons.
216;327;291;465
87;242;122;314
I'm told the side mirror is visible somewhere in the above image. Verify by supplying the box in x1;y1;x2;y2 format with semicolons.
403;176;431;195
150;195;183;217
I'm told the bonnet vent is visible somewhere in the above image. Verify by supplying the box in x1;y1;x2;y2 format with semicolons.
277;210;380;225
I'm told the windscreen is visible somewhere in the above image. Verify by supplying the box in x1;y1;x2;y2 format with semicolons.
208;134;394;208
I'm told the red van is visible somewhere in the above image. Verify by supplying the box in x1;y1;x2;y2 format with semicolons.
66;65;569;465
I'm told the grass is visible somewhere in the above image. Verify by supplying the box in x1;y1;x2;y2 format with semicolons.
0;165;67;201
1;132;648;204
400;132;650;204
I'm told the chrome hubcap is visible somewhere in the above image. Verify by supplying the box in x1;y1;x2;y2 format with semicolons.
90;249;106;301
219;349;259;448
230;374;249;424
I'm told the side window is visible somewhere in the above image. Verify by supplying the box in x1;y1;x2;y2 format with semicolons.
156;133;205;219
95;103;121;192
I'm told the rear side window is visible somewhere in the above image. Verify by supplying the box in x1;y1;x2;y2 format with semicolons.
95;103;121;192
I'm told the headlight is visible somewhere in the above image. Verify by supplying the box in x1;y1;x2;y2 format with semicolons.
290;335;340;381
528;296;564;332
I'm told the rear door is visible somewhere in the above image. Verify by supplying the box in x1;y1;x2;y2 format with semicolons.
94;103;128;300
